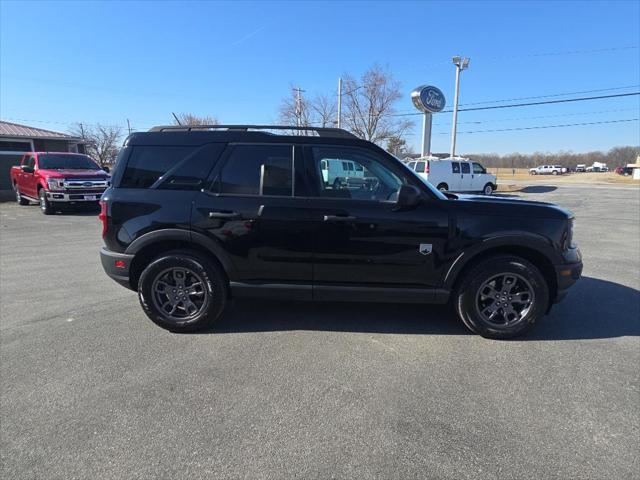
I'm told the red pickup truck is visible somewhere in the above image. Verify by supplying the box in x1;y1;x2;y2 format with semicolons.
10;152;111;214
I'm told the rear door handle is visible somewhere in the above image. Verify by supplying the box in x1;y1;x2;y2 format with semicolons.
209;211;240;219
323;215;356;222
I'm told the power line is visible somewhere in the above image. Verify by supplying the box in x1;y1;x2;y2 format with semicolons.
458;85;640;107
395;85;640;114
433;107;640;126
392;92;640;117
437;118;639;135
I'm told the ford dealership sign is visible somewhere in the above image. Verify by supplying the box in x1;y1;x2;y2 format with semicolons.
411;85;446;113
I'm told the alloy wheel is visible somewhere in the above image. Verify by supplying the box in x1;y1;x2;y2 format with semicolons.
151;267;208;323
475;272;535;327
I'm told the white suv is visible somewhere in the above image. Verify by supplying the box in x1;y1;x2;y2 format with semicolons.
529;165;567;175
406;158;497;195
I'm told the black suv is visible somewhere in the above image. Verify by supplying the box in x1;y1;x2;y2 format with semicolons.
99;125;582;339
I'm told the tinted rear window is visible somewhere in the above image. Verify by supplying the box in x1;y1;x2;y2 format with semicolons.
119;144;223;189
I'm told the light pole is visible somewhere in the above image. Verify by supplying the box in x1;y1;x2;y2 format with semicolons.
450;56;470;158
337;77;342;129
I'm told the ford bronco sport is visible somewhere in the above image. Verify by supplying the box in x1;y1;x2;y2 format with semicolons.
99;125;582;339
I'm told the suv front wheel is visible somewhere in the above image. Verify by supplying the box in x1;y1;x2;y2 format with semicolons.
137;250;228;332
455;255;549;339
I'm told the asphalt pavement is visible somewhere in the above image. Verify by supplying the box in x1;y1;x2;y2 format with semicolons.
1;184;639;479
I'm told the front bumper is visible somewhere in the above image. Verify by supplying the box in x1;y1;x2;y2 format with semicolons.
47;191;104;202
100;247;135;290
553;247;583;303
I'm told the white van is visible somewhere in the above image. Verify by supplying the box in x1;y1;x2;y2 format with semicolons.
320;158;366;188
406;158;497;195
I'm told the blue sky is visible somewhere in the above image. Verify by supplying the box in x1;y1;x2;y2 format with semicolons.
1;0;638;154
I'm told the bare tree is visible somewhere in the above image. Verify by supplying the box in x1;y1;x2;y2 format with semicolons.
172;113;218;126
310;93;337;128
341;65;413;145
70;123;122;167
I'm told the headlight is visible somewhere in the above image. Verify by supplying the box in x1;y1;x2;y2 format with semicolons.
47;179;64;191
562;219;574;250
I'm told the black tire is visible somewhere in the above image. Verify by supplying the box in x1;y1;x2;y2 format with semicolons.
437;183;448;192
454;255;549;339
137;250;228;332
552;170;558;175
14;185;29;205
39;188;54;215
483;183;494;195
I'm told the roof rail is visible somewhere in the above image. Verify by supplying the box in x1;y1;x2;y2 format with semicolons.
148;124;358;139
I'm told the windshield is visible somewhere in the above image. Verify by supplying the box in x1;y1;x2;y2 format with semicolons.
38;154;101;170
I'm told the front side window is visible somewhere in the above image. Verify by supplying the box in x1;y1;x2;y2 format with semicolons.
218;144;293;196
461;162;471;174
312;147;403;202
473;162;485;174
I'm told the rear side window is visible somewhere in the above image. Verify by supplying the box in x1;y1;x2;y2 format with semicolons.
451;162;461;173
119;144;222;189
218;144;293;196
415;161;426;173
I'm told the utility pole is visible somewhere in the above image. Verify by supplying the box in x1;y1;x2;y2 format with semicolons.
293;87;305;129
337;77;342;129
450;56;470;158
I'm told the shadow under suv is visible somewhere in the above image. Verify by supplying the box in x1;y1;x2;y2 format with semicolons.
99;125;582;339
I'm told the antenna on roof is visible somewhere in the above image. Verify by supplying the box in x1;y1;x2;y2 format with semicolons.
171;112;182;126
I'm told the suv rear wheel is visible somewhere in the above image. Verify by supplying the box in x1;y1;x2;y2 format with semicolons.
454;255;549;339
137;250;227;332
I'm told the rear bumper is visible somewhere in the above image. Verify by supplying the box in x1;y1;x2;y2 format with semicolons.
553;247;583;304
100;247;135;290
47;191;104;202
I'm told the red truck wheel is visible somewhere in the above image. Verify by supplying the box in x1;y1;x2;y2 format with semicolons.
39;189;54;215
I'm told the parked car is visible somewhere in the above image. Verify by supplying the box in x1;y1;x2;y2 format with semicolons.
99;125;582;339
575;164;586;172
615;166;634;176
406;157;497;195
10;152;110;214
586;161;608;172
529;165;567;175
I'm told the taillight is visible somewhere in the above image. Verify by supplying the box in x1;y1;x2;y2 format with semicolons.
425;161;430;174
98;200;108;238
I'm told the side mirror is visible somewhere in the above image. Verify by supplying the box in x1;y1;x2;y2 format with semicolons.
21;165;34;174
102;166;110;173
395;184;421;210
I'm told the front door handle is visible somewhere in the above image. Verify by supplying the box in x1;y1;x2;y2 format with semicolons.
323;215;356;222
209;211;240;219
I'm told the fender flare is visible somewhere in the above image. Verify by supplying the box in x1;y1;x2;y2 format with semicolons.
124;228;237;278
442;234;559;289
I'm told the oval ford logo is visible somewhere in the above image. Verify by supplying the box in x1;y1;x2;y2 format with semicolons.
411;85;446;113
83;182;93;187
